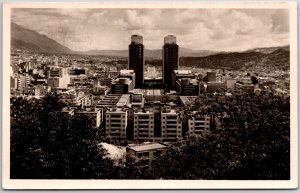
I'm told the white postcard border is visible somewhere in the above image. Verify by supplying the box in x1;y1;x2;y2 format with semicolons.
2;1;298;189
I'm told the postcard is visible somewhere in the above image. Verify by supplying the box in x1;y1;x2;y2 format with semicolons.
2;1;298;189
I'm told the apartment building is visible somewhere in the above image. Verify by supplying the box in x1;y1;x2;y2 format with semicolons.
106;108;128;140
188;114;211;135
161;108;182;141
133;109;155;142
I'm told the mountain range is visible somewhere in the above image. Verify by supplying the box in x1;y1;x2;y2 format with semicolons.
11;22;218;58
11;22;290;70
11;23;73;54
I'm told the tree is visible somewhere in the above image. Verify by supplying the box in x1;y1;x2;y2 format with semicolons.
139;92;290;180
10;95;117;179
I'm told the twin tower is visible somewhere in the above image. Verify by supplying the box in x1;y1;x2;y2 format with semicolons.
128;35;179;89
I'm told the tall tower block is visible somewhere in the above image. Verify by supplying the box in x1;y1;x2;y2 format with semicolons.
163;35;179;89
129;35;144;88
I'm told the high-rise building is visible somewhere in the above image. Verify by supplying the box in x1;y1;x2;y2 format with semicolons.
129;35;144;88
163;35;179;89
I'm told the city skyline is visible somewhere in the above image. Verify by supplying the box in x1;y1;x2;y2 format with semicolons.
12;8;289;52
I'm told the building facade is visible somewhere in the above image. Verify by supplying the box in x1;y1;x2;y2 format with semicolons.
163;35;179;89
129;35;144;88
133;110;155;142
161;108;182;141
126;143;168;168
188;114;211;135
106;108;128;140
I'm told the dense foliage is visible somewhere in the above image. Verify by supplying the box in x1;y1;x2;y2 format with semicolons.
10;94;118;179
10;92;290;180
147;92;290;180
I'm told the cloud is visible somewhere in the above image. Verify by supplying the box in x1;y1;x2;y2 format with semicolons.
114;10;154;31
11;8;290;51
271;10;289;33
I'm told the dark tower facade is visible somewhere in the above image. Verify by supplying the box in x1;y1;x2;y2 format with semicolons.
129;35;144;88
163;35;179;89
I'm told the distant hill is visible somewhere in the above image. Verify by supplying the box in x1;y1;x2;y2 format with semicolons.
11;23;217;58
10;23;289;70
246;45;290;54
11;23;73;54
82;47;217;59
180;46;290;70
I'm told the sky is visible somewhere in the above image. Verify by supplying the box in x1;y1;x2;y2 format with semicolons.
11;8;290;52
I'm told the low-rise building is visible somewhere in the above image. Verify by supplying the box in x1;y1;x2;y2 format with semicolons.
93;85;110;95
111;78;133;94
172;70;195;89
34;85;51;97
175;78;199;96
235;82;255;94
206;82;227;93
58;92;76;105
120;69;136;89
126;143;168;168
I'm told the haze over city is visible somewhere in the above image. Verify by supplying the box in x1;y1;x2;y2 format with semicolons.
12;8;289;52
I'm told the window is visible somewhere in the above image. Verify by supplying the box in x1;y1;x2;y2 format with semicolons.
137;152;149;158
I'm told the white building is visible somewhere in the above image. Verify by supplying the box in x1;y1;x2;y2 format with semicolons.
133;109;155;142
16;73;30;90
106;108;128;140
188;114;210;135
126;143;168;168
47;67;70;89
161;108;182;141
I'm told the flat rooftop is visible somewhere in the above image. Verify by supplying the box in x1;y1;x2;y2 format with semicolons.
174;70;193;75
116;94;130;107
179;96;198;106
127;143;168;152
120;69;135;75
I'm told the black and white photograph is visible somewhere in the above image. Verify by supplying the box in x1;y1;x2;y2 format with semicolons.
2;1;298;189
